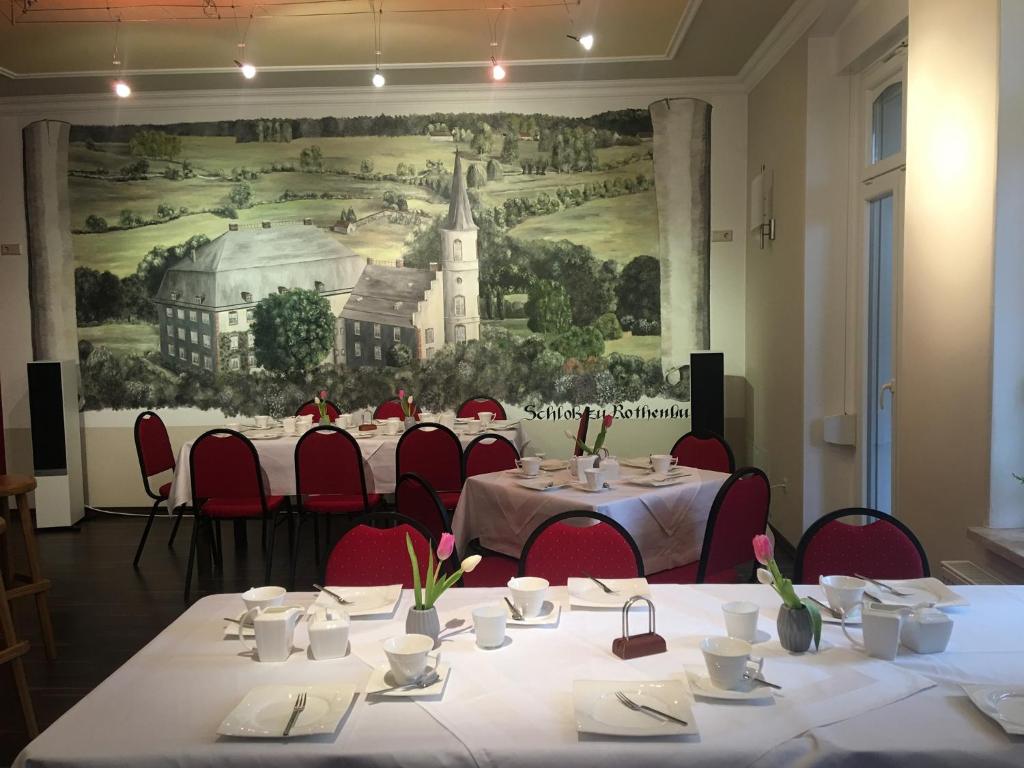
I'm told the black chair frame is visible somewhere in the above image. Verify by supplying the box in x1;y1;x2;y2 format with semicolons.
395;422;465;489
462;433;520;477
694;466;770;583
456;395;508;420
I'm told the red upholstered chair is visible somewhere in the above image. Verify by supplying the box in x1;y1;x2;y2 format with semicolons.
291;426;382;588
647;467;771;584
456;396;508;420
519;511;644;585
132;411;179;568
670;430;735;474
295;399;342;421
373;398;420;421
324;512;435;588
464;434;520;477
186;429;286;602
573;407;591;457
396;423;464;511
793;508;930;584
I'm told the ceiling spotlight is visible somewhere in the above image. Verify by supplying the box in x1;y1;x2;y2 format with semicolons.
372;70;386;88
567;33;595;51
113;80;132;98
490;58;506;81
234;60;257;79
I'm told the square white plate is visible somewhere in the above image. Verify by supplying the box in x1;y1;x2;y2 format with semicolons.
963;685;1024;735
365;663;451;698
686;670;775;702
567;578;651;608
627;474;693;488
505;600;561;626
312;585;402;617
517;478;570;492
573;679;697;737
864;578;968;609
217;684;356;738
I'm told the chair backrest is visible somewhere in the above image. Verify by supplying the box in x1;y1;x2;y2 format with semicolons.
295;426;369;506
456;396;508;420
189;429;267;505
295;399;341;421
670;430;735;474
697;467;771;583
574;407;591;457
324;512;436;588
464;434;520;477
519;510;644;585
373;398;420;421
793;508;930;584
395;473;452;545
395;423;464;492
134;411;175;497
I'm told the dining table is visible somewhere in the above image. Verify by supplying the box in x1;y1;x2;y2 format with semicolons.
452;463;730;574
17;583;1024;768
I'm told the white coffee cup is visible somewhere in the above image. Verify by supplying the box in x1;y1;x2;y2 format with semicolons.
650;454;678;475
383;420;399;436
507;576;548;618
334;415;349;429
701;636;764;690
478;411;495;425
308;607;350;660
722;601;759;643
583;467;604;491
383;634;440;685
516;457;541;477
281;417;297;435
820;575;867;617
473;605;507;649
241;586;287;611
255;415;270;429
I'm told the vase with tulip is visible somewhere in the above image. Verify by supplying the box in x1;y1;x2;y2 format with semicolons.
753;534;822;653
313;390;331;425
397;389;417;429
567;414;614;465
405;532;481;644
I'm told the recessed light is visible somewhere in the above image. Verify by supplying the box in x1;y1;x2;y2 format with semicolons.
372;70;386;88
113;80;132;98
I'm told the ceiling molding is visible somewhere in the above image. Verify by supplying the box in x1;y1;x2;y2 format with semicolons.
738;0;825;91
665;0;704;59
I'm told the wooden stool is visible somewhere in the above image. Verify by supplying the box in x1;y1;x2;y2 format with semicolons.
0;517;39;737
0;474;56;660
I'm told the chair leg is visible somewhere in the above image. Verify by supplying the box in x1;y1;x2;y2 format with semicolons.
184;515;201;604
167;505;185;548
264;514;278;585
312;514;321;569
132;498;161;569
289;513;307;591
213;521;224;573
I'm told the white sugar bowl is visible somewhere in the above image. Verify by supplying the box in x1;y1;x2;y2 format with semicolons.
900;606;953;654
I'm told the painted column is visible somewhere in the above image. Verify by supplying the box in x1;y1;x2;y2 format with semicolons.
649;98;712;374
23;120;77;361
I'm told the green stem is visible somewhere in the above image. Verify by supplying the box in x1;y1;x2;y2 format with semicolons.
406;534;423;609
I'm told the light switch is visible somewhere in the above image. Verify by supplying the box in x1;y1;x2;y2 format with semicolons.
1;243;22;256
711;230;733;242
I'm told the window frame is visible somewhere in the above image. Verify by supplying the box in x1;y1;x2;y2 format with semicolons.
860;53;907;181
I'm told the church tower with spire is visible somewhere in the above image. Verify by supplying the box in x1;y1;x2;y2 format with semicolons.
439;152;481;345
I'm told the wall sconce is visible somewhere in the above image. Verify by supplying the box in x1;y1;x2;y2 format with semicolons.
750;164;776;249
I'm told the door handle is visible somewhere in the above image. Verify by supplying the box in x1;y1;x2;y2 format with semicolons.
879;379;895;410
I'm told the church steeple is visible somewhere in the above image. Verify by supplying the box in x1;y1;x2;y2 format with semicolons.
446;151;478;231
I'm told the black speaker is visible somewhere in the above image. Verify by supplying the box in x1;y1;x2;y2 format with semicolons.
690;352;724;436
27;361;68;474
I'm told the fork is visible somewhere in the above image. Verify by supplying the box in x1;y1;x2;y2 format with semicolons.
584;574;615;594
282;691;307;737
615;691;688;726
854;574;912;597
313;584;352;605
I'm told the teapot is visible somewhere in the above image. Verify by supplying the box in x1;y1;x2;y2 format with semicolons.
841;601;906;660
239;605;302;662
901;606;953;654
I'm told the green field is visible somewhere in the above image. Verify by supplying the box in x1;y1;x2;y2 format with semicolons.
483;319;659;361
77;323;159;354
508;190;659;266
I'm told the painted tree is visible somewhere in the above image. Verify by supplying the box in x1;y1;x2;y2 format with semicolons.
251;289;335;375
84;214;108;232
486;158;503;181
470;123;494;156
466;163;487;188
229;182;253;208
299;145;324;172
525;279;572;333
500;131;519;163
616;255;661;324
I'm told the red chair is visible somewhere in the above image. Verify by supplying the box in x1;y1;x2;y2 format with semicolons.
573;407;591;457
295;399;342;421
670;430;735;473
519;511;644;585
132;411;179;567
647;467;771;584
291;426;382;588
395;473;518;588
456;396;508;420
464;434;520;477
396;423;464;511
794;508;930;584
324;512;435;588
186;429;286;602
373;398;420;421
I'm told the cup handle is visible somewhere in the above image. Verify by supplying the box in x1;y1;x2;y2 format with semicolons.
515;459;523;470
746;656;764;679
841;613;864;649
238;608;258;655
426;650;442;675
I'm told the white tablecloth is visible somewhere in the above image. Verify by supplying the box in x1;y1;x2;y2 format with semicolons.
168;426;525;509
15;585;1024;768
452;467;729;574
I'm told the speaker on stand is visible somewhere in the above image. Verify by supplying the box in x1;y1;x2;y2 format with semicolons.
690;351;725;437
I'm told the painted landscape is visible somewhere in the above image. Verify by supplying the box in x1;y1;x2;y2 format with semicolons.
69;110;685;415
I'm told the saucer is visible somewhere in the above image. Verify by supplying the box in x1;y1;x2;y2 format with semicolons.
963;685;1024;735
573;679;697;737
365;663;451;698
572;482;613;493
506;600;561;626
507;469;543;479
686;670;775;702
517;479;570;492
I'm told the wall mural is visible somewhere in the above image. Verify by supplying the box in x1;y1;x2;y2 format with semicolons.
67;108;707;417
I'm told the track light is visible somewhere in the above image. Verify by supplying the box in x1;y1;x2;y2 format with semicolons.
234;60;257;79
490;58;506;81
113;80;132;98
372;70;386;88
576;33;595;50
563;2;594;51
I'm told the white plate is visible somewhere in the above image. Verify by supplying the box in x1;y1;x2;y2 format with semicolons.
571;482;614;494
540;460;568;472
573;679;697;737
863;578;968;609
217;684;356;738
454;417;474;424
351;431;377;439
247;432;284;441
963;685;1024;735
567;577;651;608
312;585;401;617
365;663;451;698
506;469;544;479
506;600;561;626
627;475;692;488
686;671;775;702
517;479;570;492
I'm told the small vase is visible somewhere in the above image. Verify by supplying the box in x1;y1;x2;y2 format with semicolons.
777;604;813;653
404;416;417;430
318;415;331;425
405;606;440;645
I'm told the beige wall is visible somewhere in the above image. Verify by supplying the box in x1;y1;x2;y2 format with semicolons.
744;38;808;545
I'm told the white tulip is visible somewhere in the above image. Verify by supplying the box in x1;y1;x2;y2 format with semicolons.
756;567;774;585
460;554;482;573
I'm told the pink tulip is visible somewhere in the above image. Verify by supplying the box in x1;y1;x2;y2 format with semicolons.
319;389;328;399
603;414;613;430
752;534;773;565
398;389;405;399
437;532;455;561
